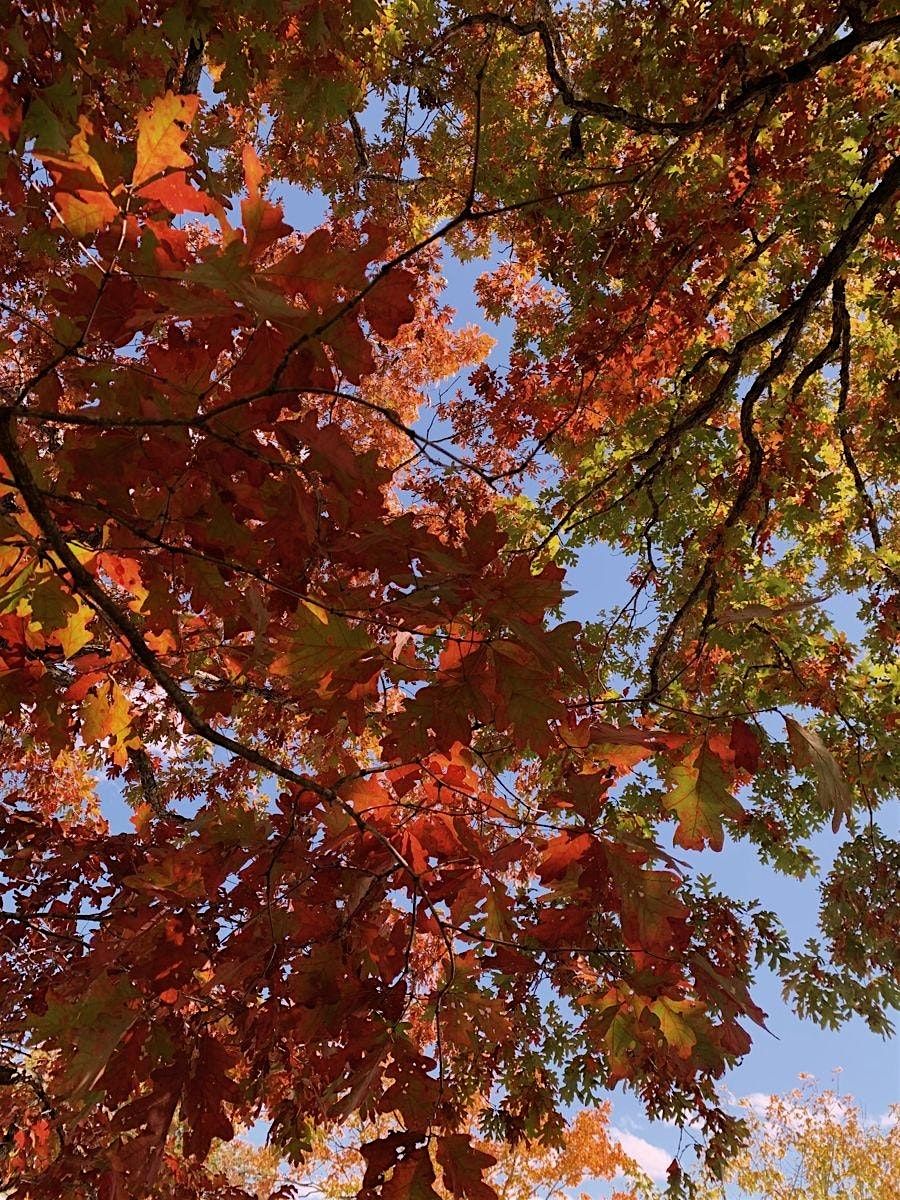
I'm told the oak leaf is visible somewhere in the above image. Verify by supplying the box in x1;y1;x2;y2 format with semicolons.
81;680;133;765
30;973;137;1100
133;92;199;187
55;187;119;237
435;1135;499;1200
269;600;375;687
786;717;853;832
0;60;22;143
650;997;700;1057
664;743;745;851
180;1036;239;1160
382;1147;441;1200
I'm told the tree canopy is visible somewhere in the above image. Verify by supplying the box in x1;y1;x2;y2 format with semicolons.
681;1077;900;1200
0;2;897;1197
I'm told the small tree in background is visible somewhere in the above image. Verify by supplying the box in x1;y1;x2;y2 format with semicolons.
682;1077;899;1200
205;1105;643;1200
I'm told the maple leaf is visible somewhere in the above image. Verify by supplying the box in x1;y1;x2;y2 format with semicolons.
663;743;745;851
785;717;853;832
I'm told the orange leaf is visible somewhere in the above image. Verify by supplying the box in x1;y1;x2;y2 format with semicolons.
137;170;219;216
55;188;119;238
81;681;133;765
133;92;199;187
239;144;292;261
663;743;745;851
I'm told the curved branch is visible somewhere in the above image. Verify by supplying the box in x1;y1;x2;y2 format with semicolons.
0;411;458;1026
444;12;900;136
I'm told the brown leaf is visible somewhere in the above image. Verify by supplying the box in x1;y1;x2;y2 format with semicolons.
785;718;853;832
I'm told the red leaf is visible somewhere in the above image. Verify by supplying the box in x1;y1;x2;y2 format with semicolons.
0;60;22;143
240;144;292;261
180;1036;239;1160
730;718;761;774
364;268;417;339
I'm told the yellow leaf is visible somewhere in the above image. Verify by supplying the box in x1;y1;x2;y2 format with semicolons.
145;628;177;654
56;602;94;658
650;997;698;1057
133;92;199;187
663;743;744;851
81;681;133;764
55;188;119;238
66;115;107;185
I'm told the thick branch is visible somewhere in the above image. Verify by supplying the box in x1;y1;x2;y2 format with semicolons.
447;12;900;135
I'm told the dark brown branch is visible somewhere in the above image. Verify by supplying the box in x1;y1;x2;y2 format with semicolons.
833;279;884;553
443;12;900;136
165;34;205;95
126;746;187;823
348;111;370;173
539;154;900;552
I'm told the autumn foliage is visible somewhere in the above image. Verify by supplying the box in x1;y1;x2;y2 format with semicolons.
681;1077;900;1199
205;1104;641;1200
0;2;897;1198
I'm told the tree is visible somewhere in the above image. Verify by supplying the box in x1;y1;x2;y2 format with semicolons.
679;1077;900;1199
206;1105;642;1200
0;2;897;1197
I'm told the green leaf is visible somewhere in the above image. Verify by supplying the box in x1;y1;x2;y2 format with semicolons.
664;744;745;851
270;599;374;687
28;574;78;635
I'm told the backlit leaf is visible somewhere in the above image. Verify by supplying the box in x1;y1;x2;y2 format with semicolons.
133;92;199;187
664;743;745;851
